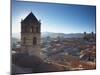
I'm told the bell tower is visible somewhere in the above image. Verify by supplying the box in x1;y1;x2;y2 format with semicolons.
21;12;41;57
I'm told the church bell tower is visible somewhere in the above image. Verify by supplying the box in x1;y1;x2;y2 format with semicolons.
21;12;41;57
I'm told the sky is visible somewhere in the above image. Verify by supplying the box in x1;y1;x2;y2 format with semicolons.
12;0;96;34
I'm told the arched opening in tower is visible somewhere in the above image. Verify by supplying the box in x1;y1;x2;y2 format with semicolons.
33;37;37;45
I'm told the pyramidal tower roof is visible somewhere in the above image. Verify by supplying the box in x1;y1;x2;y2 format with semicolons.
22;12;39;24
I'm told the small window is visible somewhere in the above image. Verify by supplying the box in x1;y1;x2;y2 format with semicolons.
33;37;37;45
23;37;26;44
22;28;26;33
30;26;33;32
36;27;39;33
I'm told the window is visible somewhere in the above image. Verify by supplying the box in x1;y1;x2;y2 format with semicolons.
23;37;26;44
30;26;33;32
33;37;37;45
22;27;26;33
36;27;39;33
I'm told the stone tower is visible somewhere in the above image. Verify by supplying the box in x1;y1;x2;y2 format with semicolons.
21;12;41;57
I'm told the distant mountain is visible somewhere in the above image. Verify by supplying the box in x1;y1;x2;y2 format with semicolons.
12;37;20;43
12;32;84;39
12;33;21;39
11;37;20;49
41;32;84;38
